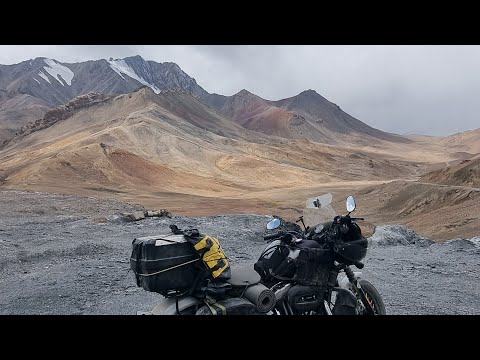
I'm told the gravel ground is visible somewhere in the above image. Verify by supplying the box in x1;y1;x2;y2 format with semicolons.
1;190;479;315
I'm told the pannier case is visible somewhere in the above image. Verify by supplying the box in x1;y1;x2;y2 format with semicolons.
130;234;199;294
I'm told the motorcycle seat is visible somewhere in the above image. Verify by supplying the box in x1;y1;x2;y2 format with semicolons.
226;266;261;287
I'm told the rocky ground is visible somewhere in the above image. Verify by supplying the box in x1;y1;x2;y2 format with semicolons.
0;190;479;315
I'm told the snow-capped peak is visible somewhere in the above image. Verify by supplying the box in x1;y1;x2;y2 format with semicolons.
108;58;161;94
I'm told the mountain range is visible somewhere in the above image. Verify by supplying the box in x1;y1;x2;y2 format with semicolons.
0;55;406;145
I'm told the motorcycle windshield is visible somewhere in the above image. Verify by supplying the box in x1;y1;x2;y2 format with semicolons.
303;193;336;227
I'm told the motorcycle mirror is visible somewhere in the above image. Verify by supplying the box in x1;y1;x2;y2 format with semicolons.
266;218;281;230
346;195;356;213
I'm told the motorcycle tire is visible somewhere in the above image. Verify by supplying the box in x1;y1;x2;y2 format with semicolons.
357;279;386;315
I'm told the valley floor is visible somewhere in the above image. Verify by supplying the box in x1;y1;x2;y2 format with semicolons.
3;175;478;240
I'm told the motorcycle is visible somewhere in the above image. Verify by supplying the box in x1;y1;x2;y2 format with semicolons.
254;194;386;315
132;194;385;315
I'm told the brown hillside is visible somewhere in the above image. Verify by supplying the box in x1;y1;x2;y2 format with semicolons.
420;158;480;188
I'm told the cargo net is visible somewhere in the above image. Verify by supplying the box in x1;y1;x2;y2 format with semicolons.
293;248;335;287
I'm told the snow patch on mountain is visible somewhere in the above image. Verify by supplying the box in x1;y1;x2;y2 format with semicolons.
42;59;74;86
33;78;40;84
38;71;51;84
108;59;161;94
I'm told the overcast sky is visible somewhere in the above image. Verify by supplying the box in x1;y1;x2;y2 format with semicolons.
1;45;479;136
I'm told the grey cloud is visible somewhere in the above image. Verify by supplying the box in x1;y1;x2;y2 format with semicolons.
1;45;479;136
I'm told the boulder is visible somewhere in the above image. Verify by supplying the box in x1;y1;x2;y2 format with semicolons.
145;209;172;218
129;211;145;221
368;225;434;247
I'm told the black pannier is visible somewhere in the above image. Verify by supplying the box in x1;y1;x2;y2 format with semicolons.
130;234;200;294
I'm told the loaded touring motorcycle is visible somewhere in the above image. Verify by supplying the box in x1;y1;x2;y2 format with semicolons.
130;194;386;315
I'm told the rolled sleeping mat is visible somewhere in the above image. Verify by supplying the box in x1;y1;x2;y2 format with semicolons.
243;283;276;313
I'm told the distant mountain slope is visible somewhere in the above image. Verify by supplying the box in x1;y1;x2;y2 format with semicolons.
420;157;480;187
0;87;419;199
441;128;480;155
206;89;409;145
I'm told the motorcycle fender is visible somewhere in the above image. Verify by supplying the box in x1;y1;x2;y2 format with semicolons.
338;272;362;290
148;296;203;315
332;272;363;313
332;287;357;308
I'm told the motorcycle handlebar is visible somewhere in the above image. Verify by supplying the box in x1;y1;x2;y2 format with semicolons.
335;215;365;223
263;232;282;241
263;231;295;244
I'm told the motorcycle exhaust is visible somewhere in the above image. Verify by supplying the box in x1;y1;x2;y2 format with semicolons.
243;284;276;313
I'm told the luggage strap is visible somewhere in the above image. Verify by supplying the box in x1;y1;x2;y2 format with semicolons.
136;258;200;277
204;297;227;315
